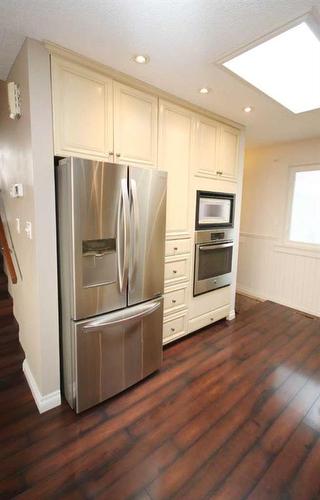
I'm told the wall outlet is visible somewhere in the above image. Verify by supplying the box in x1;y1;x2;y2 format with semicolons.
25;221;32;240
15;217;20;234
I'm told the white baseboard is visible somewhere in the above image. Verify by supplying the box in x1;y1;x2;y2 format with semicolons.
227;309;236;321
22;359;61;413
236;287;268;302
236;286;319;318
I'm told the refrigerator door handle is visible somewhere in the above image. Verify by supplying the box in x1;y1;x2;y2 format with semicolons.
117;178;130;293
82;299;161;329
129;178;139;285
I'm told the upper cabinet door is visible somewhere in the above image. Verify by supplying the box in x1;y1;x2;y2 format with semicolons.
194;116;220;179
219;124;240;181
51;57;113;160
114;83;158;168
158;100;193;239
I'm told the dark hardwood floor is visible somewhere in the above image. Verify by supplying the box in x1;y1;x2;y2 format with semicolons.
235;293;262;315
1;297;320;499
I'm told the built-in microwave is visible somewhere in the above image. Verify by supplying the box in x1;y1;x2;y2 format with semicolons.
195;191;235;230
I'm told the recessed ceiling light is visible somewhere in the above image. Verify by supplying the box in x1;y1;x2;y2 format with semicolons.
133;55;149;64
243;106;253;113
199;87;210;94
223;20;320;113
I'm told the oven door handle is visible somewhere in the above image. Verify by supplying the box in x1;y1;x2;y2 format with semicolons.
199;242;233;251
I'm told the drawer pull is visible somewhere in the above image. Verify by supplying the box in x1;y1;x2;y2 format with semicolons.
210;317;214;321
173;247;178;251
171;299;177;304
171;327;175;332
173;270;177;274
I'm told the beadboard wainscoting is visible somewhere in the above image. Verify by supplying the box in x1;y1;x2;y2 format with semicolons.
237;232;320;317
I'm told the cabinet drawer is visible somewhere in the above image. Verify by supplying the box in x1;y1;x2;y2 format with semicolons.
164;286;187;315
165;239;190;257
164;256;190;285
188;304;230;334
163;312;187;343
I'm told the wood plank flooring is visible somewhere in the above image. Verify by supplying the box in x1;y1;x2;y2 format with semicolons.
1;300;320;499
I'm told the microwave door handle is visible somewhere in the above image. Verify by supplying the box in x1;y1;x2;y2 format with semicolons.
199;242;233;251
82;299;161;330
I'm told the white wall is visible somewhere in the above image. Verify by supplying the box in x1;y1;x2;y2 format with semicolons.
0;39;60;411
237;138;320;317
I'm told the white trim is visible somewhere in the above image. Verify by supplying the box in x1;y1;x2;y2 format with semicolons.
240;232;278;241
236;286;319;318
274;244;320;259
227;309;236;321
283;163;320;249
22;359;61;414
217;10;314;65
240;232;320;259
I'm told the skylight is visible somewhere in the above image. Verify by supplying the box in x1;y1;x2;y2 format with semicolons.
223;21;320;114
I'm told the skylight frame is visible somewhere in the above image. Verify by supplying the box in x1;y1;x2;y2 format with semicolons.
218;10;320;114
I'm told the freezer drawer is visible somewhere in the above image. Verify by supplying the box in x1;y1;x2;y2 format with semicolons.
73;298;163;412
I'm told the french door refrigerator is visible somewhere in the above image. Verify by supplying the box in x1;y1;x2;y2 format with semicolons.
56;157;167;412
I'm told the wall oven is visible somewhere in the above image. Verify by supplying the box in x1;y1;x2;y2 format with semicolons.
194;229;234;296
196;191;235;229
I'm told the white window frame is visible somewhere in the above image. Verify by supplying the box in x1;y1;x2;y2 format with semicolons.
283;163;320;252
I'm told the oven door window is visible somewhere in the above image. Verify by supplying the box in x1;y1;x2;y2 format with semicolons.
198;245;233;281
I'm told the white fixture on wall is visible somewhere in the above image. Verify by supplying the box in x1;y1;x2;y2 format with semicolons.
7;82;21;119
15;217;20;234
222;12;320;114
9;183;24;198
25;221;32;240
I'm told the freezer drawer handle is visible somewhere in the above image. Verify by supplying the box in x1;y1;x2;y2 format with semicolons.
82;300;161;330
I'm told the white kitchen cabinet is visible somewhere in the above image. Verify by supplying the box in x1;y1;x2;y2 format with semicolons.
194;116;220;179
164;255;190;287
164;284;188;316
158;100;193;239
188;304;230;334
218;124;240;181
113;82;158;167
51;57;113;160
163;311;188;344
165;238;191;257
51;59;157;167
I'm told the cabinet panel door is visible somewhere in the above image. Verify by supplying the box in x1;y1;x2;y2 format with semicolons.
219;125;240;180
114;83;158;167
195;117;220;178
51;57;113;159
158;100;193;238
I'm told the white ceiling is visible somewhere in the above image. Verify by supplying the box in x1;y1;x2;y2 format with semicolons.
1;0;320;146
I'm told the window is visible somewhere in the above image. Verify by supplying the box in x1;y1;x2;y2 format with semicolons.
288;166;320;246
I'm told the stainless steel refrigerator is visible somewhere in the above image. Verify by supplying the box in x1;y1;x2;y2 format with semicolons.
56;157;167;412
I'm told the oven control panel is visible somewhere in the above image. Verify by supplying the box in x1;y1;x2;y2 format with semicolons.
195;228;234;245
210;232;225;241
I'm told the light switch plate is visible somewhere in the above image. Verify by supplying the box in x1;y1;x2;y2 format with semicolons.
10;183;23;198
